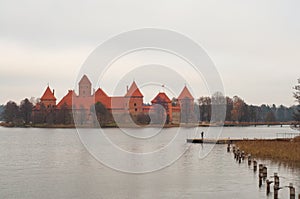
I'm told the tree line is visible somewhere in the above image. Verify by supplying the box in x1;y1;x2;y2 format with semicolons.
197;93;296;123
1;99;34;126
0;97;298;127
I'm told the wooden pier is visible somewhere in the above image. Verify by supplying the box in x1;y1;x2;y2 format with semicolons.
186;138;291;144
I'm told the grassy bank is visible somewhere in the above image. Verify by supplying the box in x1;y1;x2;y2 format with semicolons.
236;136;300;166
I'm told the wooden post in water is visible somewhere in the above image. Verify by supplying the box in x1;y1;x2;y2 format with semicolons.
253;160;257;172
289;183;295;199
232;145;236;154
259;164;263;176
236;148;240;162
258;164;263;187
247;154;251;166
274;184;279;199
241;151;245;161
234;148;237;159
259;172;263;188
227;143;230;152
266;179;273;195
274;173;280;199
274;173;280;187
263;165;268;180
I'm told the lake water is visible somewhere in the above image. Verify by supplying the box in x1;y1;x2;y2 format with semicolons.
0;126;299;199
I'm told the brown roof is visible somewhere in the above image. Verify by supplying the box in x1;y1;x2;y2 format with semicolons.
178;86;194;100
95;88;109;98
95;88;111;109
57;90;75;108
41;86;56;101
56;86;127;110
125;81;143;97
151;92;171;104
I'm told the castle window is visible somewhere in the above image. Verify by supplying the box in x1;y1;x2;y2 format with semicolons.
134;103;137;106
135;108;137;112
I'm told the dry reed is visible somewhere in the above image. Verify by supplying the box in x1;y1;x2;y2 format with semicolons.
236;136;300;166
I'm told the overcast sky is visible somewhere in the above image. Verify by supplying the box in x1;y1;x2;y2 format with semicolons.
0;0;299;106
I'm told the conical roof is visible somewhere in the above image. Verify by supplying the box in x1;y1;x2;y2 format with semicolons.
178;86;194;100
41;86;56;100
125;81;143;97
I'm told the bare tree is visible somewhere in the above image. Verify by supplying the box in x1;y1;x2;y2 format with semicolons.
198;97;211;122
231;96;247;122
293;78;300;124
211;92;226;122
20;98;33;124
4;101;21;124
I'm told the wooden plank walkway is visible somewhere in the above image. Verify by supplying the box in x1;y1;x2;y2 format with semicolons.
186;138;292;144
186;138;239;144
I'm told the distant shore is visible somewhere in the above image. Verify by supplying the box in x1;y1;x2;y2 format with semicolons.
0;121;298;128
0;122;180;128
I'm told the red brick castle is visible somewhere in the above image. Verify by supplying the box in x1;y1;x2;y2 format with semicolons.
34;75;195;125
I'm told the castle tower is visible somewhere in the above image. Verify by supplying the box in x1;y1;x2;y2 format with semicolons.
79;75;92;97
40;86;56;108
178;86;194;123
125;81;144;115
